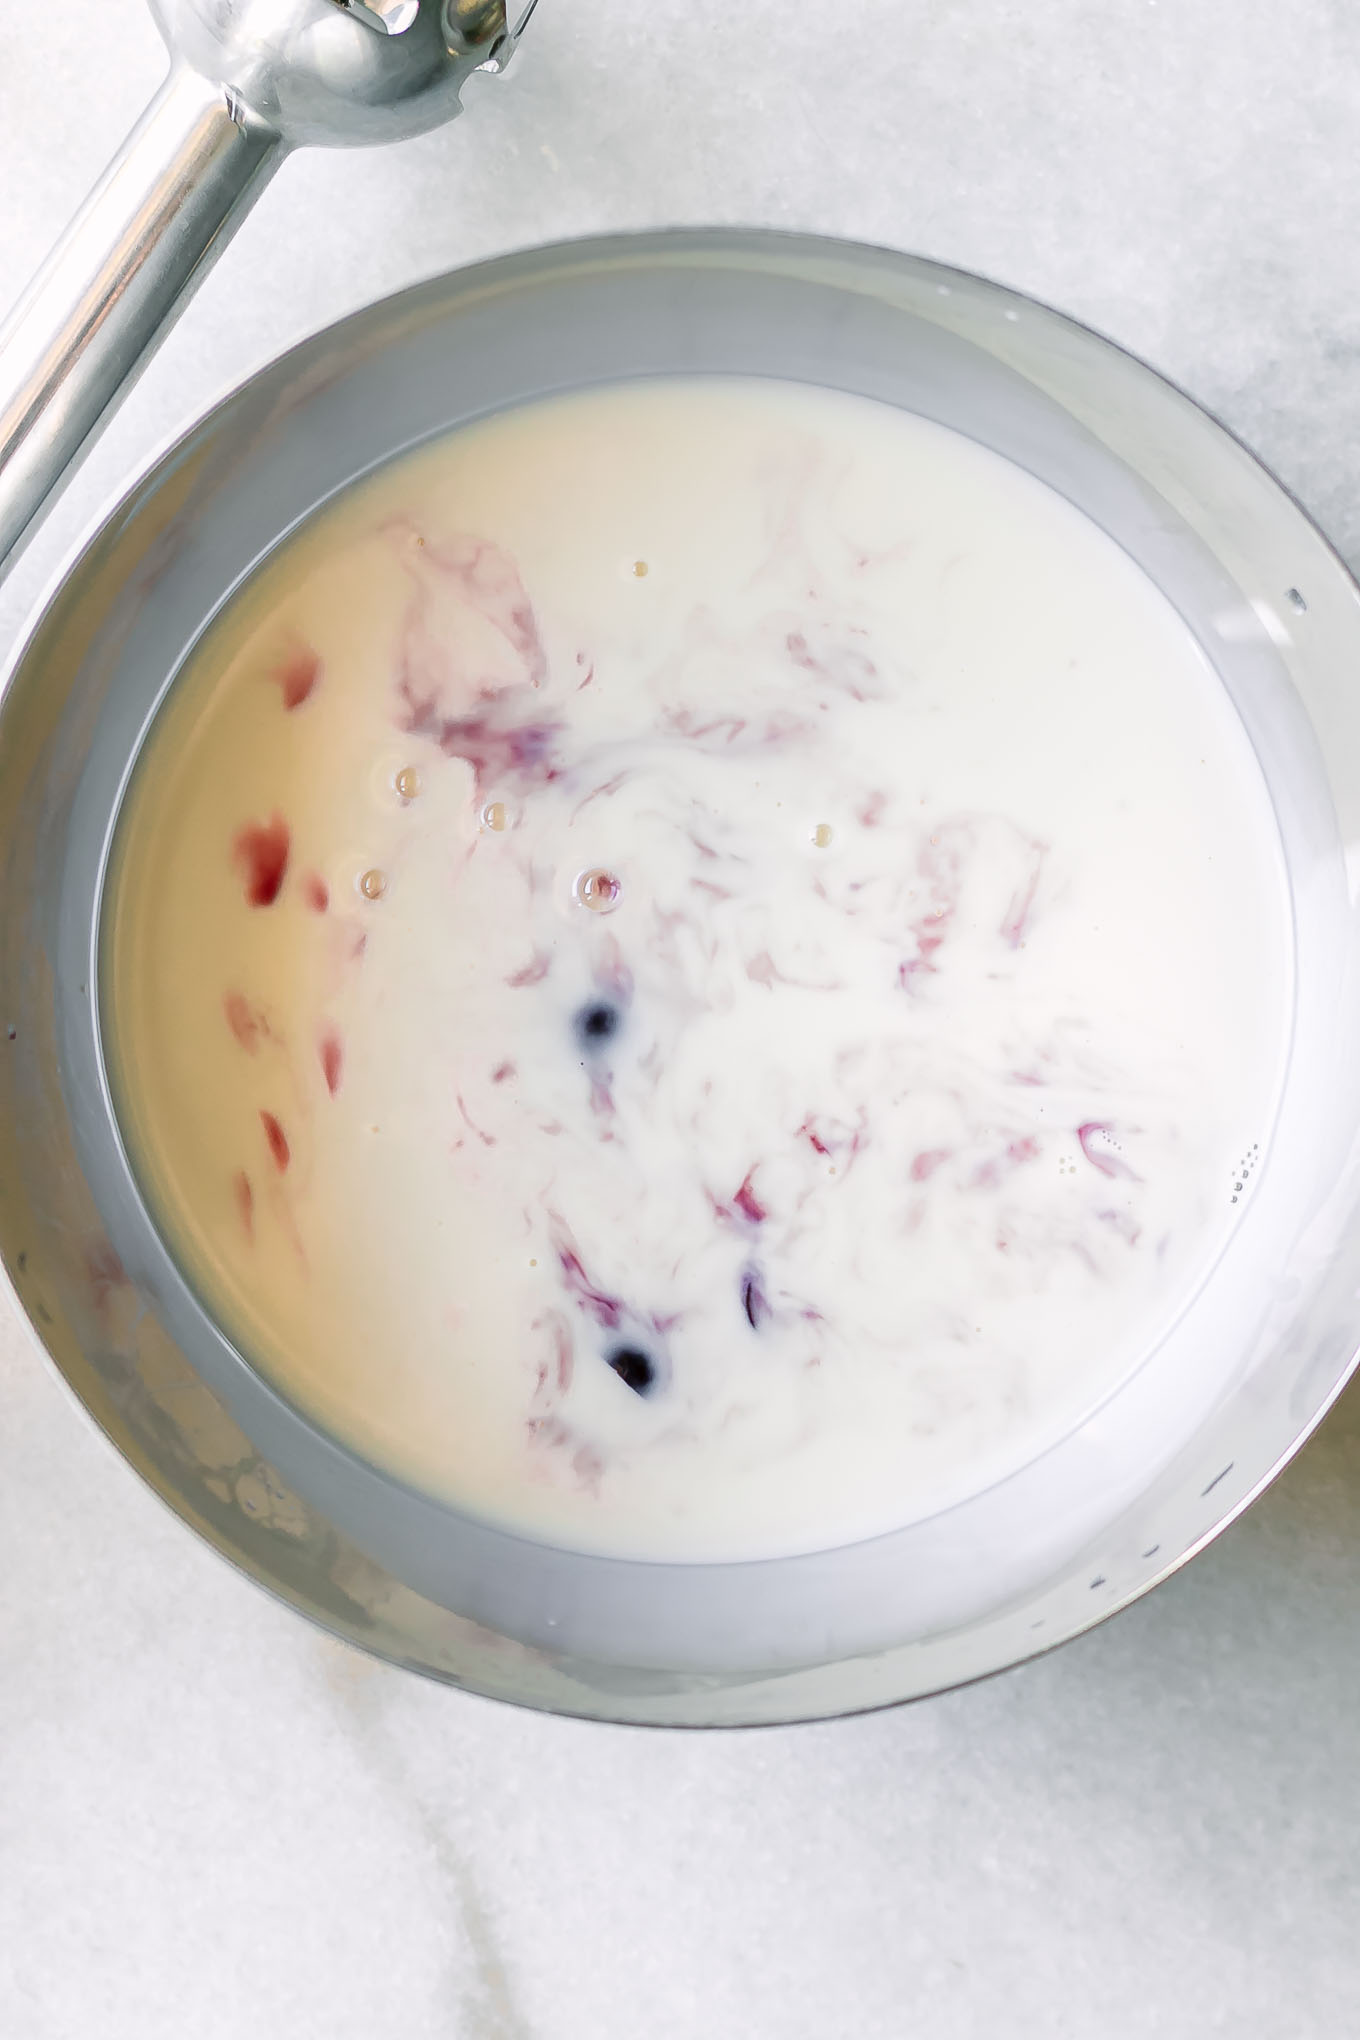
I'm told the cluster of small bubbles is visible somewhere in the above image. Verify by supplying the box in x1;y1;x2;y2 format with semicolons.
359;868;387;901
812;822;834;849
395;765;420;802
481;800;509;833
1230;1141;1261;1204
1059;1155;1078;1176
574;866;622;914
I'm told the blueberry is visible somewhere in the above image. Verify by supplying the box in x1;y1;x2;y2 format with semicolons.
576;1000;620;1048
606;1345;656;1395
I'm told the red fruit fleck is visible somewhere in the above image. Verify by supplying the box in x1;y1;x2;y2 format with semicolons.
233;814;290;907
552;1314;574;1392
224;991;263;1053
785;628;881;701
492;1061;516;1084
275;646;320;711
260;1110;290;1172
1077;1121;1140;1181
303;872;329;914
554;1234;624;1329
910;1148;951;1182
319;1029;343;1097
999;844;1046;948
1096;1207;1142;1245
87;1241;128;1312
588;1072;616;1120
456;1092;497;1147
234;1170;255;1243
508;952;551;988
733;1170;767;1224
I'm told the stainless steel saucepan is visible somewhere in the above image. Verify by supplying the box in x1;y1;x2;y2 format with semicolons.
3;0;1360;1727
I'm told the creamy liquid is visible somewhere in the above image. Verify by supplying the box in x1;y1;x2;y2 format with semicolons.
106;378;1292;1561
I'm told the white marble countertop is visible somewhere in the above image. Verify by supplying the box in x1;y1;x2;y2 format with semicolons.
4;4;1360;2033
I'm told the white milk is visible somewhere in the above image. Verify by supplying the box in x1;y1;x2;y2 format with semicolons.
105;377;1293;1561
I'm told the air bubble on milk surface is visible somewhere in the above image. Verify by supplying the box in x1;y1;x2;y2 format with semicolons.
395;765;420;802
359;867;387;900
574;866;621;913
481;800;509;832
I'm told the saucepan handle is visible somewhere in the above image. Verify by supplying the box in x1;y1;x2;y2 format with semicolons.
0;63;282;577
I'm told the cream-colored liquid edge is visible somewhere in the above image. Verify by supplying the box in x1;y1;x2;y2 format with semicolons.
106;377;1293;1561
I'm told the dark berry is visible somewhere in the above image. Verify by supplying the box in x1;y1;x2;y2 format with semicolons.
606;1345;656;1395
576;1001;620;1048
741;1269;769;1329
